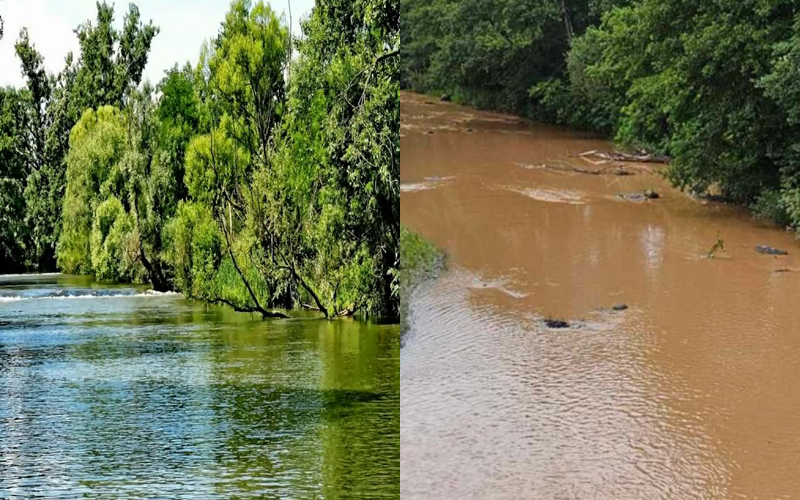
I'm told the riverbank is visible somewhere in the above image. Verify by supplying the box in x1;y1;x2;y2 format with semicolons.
400;226;445;334
403;0;800;232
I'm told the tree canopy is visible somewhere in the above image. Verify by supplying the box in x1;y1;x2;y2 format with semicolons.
2;0;399;320
402;0;800;228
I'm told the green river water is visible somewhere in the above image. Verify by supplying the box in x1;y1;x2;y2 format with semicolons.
0;273;399;499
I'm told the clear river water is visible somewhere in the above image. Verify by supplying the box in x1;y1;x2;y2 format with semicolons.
0;273;399;498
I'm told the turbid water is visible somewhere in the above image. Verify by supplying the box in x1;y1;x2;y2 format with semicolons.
0;274;399;498
400;91;800;499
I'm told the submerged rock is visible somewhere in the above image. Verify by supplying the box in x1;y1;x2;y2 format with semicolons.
616;193;646;202
643;189;660;199
756;245;788;256
612;304;629;311
617;190;660;202
544;319;570;329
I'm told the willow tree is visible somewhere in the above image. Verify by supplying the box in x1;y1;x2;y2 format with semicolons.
7;1;159;273
57;106;128;275
248;0;400;318
167;0;290;317
120;86;173;290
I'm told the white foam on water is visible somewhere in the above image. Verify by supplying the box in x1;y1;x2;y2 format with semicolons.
0;290;181;303
401;176;456;193
497;184;586;205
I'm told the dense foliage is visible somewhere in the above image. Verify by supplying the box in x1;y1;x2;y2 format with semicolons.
402;0;800;227
1;0;399;319
0;4;157;273
401;0;624;120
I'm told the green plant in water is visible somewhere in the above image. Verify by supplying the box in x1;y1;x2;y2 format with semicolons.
706;233;724;259
399;226;443;331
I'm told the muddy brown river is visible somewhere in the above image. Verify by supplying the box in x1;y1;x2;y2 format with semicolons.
400;91;800;499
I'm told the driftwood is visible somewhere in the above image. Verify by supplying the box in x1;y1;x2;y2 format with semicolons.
516;161;640;176
579;149;670;164
515;148;666;176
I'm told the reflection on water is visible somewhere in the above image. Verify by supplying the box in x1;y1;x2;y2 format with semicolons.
640;225;666;271
0;274;399;498
401;91;800;499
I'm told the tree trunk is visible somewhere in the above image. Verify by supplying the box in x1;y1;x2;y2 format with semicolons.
139;246;168;292
560;0;574;41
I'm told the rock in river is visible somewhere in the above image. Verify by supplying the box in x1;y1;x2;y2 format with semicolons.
617;190;660;202
756;245;788;255
643;189;660;199
612;304;629;311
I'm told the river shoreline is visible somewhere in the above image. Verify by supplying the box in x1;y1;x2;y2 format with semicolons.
402;86;800;233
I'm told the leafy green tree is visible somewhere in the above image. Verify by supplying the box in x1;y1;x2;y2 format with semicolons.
14;29;60;269
759;14;800;224
174;0;291;317
259;0;400;317
58;106;127;274
0;87;30;272
566;0;793;207
7;2;158;272
120;85;172;289
156;64;200;205
73;2;158;112
90;195;136;280
209;0;287;166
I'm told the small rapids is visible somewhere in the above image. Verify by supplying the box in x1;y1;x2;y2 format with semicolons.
0;289;180;303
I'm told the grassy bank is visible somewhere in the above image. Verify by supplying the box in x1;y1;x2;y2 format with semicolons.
400;226;444;332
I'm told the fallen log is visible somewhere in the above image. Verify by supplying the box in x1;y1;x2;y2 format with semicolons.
579;150;670;164
515;161;639;176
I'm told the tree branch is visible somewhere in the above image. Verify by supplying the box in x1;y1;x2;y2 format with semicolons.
375;49;399;64
278;253;330;318
219;213;277;318
210;297;288;318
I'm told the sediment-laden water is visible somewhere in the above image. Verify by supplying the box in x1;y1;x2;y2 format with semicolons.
401;91;800;499
0;274;399;498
